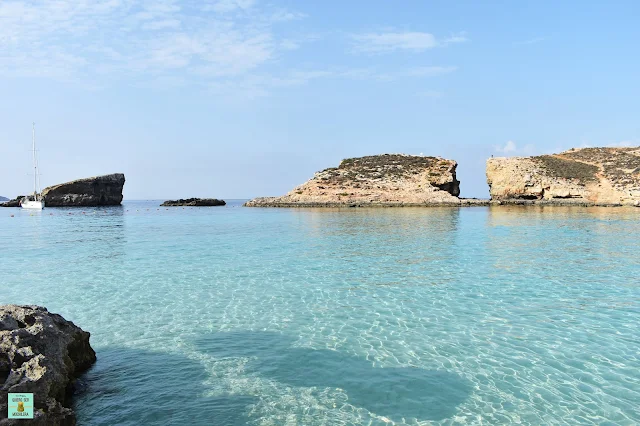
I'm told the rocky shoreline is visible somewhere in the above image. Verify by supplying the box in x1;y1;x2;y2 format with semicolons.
245;198;490;207
0;305;96;425
245;148;640;208
2;147;639;209
246;198;639;208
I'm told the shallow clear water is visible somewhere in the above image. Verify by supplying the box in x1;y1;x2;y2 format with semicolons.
1;201;639;425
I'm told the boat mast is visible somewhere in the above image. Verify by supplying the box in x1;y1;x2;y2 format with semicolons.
32;122;38;198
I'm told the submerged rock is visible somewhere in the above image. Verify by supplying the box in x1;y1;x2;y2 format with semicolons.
0;305;96;426
42;174;125;207
245;154;466;207
161;198;226;207
486;147;640;206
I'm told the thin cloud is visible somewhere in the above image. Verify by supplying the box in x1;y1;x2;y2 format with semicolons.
401;66;457;77
0;2;461;98
495;140;517;153
142;19;182;31
415;90;443;99
351;30;467;54
442;33;468;45
0;0;301;81
279;39;300;51
208;66;458;99
513;37;546;46
202;0;255;13
493;140;537;156
283;66;457;85
269;9;307;22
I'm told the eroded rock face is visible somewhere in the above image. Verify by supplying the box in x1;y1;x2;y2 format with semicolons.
245;154;463;207
0;305;96;426
161;198;226;207
42;174;125;207
486;148;640;205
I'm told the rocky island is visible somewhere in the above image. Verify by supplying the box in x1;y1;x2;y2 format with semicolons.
487;147;640;206
0;305;96;425
161;198;226;206
1;174;125;207
42;173;125;207
245;154;483;207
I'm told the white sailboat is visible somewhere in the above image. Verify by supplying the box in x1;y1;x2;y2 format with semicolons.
21;123;45;210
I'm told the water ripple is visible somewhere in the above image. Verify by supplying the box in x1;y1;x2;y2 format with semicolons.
0;202;638;425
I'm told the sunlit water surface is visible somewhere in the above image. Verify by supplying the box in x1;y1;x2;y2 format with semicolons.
1;201;638;425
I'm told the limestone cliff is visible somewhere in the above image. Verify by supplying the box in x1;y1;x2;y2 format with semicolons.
42;174;125;207
245;154;468;207
486;147;640;205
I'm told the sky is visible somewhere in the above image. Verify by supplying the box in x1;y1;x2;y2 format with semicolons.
0;0;639;200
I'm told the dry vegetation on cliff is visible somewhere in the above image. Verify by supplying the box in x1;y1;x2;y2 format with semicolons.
246;154;464;206
533;155;599;181
487;147;640;205
561;148;640;189
316;155;458;192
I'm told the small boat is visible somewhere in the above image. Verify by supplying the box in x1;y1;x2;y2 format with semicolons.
21;123;45;210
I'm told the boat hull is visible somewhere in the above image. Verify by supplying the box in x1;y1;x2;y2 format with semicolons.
21;200;45;210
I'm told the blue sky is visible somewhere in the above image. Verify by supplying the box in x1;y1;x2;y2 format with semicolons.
1;0;638;199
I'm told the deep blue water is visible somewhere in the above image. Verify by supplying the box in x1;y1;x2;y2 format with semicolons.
1;201;639;425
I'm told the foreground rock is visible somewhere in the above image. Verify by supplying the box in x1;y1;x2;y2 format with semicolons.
0;305;96;425
245;154;476;207
161;198;226;206
487;147;640;206
41;174;125;207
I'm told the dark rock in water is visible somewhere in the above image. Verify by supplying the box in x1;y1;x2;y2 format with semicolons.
0;196;25;208
0;305;96;426
161;198;226;207
42;174;125;207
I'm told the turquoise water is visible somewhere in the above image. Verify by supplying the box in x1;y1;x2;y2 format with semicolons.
1;201;639;425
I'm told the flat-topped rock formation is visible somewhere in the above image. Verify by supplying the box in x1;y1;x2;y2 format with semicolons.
0;305;96;426
161;198;226;207
245;154;473;207
487;147;640;206
42;173;125;207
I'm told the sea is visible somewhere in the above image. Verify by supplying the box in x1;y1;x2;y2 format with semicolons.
1;200;638;425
